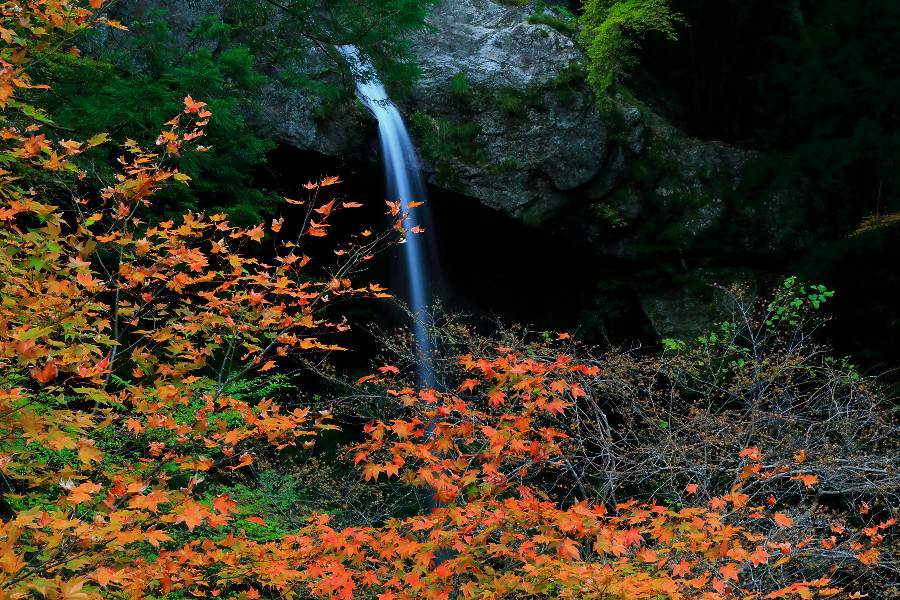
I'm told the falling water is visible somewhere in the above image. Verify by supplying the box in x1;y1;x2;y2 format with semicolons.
338;46;434;386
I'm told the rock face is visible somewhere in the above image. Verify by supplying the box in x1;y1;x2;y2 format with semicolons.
415;0;581;91
395;0;807;263
407;0;608;220
103;0;809;339
259;52;370;160
636;269;759;340
104;0;805;259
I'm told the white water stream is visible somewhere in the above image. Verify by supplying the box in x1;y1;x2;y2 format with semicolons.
338;46;434;386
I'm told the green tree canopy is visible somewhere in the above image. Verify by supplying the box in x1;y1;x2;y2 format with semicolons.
32;0;437;223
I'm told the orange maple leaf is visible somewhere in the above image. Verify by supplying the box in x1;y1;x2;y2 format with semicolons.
175;500;208;531
857;548;879;566
67;481;102;504
363;463;381;481
386;200;401;216
245;225;265;242
314;199;336;217
183;95;207;114
773;512;794;528
459;378;479;392
227;453;254;471
31;361;59;385
213;494;238;516
790;473;819;489
144;528;173;548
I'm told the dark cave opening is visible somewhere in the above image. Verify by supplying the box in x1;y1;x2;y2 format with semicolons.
258;144;657;349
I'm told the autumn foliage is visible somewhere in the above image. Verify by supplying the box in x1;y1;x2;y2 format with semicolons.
344;349;895;599
0;2;894;599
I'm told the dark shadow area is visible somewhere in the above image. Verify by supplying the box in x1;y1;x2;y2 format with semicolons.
260;144;657;350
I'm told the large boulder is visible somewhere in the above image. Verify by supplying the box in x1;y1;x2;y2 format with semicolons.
415;0;581;91
100;0;805;260
405;0;610;220
636;268;759;340
398;0;807;262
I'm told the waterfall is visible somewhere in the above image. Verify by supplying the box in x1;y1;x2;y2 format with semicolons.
338;46;434;387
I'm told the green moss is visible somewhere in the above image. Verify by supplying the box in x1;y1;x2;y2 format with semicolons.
410;111;484;164
579;0;682;98
546;63;590;104
592;188;636;227
521;208;549;228
491;157;521;172
527;12;578;36
585;119;744;257
471;62;589;120
448;71;472;97
494;88;534;115
408;111;484;190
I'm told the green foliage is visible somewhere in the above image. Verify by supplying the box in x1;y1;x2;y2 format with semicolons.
410;110;484;167
228;3;399;110
579;0;682;96
211;469;308;540
35;12;277;223
527;4;578;36
31;1;438;223
765;277;834;327
448;72;472;97
494;88;533;115
589;199;628;228
662;277;835;369
253;0;437;100
221;373;296;403
661;337;686;352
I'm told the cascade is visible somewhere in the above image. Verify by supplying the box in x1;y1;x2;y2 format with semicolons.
337;46;434;386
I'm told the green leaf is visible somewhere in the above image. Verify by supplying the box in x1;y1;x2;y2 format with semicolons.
87;132;110;147
19;326;55;340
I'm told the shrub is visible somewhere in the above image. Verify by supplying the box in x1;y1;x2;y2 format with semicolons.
361;282;899;595
579;0;682;95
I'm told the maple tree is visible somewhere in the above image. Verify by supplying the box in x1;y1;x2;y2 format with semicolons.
0;2;402;596
0;2;894;599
